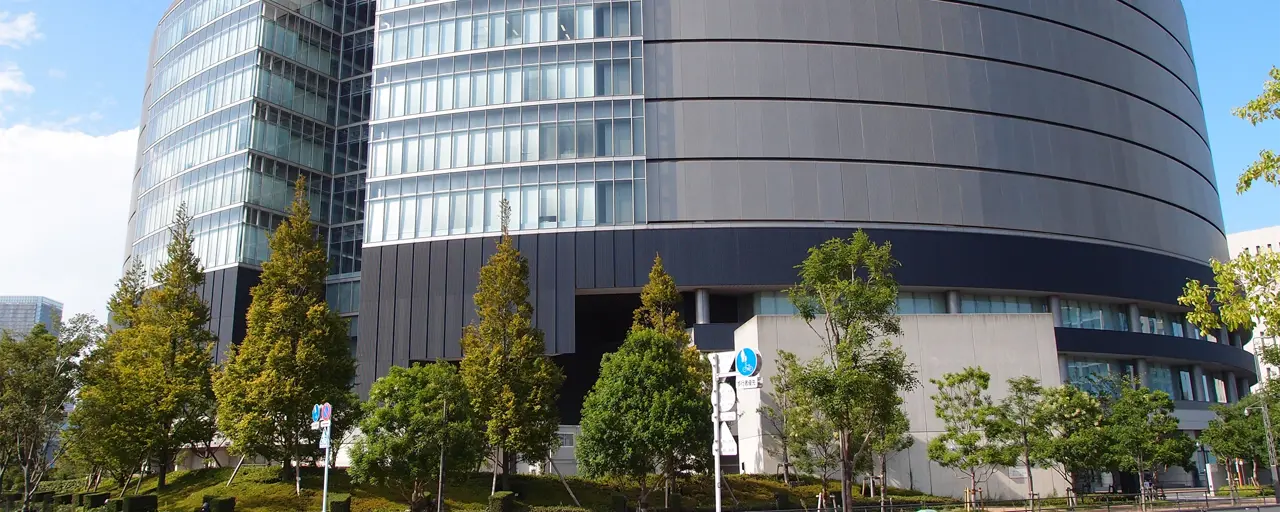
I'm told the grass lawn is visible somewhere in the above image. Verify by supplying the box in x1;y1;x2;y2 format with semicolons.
37;468;955;512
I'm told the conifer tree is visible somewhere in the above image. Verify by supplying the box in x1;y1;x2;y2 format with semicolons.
459;199;564;492
629;255;712;505
215;178;358;495
118;206;217;488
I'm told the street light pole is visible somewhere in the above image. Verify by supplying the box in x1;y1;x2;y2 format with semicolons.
1257;335;1280;504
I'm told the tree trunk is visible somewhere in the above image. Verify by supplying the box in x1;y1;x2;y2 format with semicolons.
1024;439;1035;506
158;446;168;489
879;453;887;512
839;430;854;512
293;437;302;496
490;452;499;494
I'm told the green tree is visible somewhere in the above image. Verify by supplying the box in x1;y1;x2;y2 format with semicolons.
990;376;1045;501
629;255;712;504
632;255;683;337
787;230;919;512
577;328;708;510
1200;397;1269;493
350;363;484;511
927;367;1013;507
215;179;358;495
0;317;92;502
1032;384;1108;494
1101;378;1194;495
760;351;803;485
787;389;842;497
67;266;160;494
459;199;564;492
870;406;912;510
1230;66;1280;194
111;206;218;489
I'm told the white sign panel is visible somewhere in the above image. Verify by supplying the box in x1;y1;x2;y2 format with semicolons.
736;376;761;391
717;382;737;411
716;424;737;455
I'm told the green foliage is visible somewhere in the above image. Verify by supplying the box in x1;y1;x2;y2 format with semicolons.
1100;378;1194;480
927;367;1013;495
459;199;564;488
350;363;485;512
626;255;712;500
488;491;522;512
1180;249;1280;366
577;329;710;506
0;316;94;500
1031;384;1108;489
1231;66;1280;194
785;230;918;511
214;179;358;493
759;351;802;483
989;376;1045;497
632;255;683;338
763;352;843;491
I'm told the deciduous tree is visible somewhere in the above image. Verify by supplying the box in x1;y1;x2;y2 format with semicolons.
0;317;93;503
577;328;708;510
927;367;1013;508
1230;66;1280;194
459;199;563;492
1101;378;1194;497
787;230;919;512
1032;384;1108;495
990;376;1045;501
350;363;484;512
215;179;358;495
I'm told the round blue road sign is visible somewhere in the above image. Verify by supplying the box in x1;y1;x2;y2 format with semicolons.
736;347;760;377
312;404;322;422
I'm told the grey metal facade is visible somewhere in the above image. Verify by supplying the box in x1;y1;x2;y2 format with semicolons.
355;0;1248;401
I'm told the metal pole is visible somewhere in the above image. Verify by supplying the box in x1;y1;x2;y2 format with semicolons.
1259;336;1280;504
710;354;723;512
438;399;448;512
322;422;331;512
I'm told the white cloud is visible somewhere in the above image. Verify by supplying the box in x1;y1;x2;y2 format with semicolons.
0;12;38;48
0;125;138;321
0;62;32;96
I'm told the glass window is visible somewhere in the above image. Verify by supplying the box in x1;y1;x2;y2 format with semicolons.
1066;357;1112;395
898;292;946;315
1178;370;1195;401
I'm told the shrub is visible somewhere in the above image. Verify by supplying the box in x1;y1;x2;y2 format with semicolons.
53;494;73;505
85;492;111;509
609;493;627;512
122;494;157;512
489;491;522;512
330;494;352;512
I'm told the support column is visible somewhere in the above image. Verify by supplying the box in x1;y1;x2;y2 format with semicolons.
1136;359;1150;388
1192;365;1207;402
1219;326;1230;344
1228;372;1240;403
1058;355;1069;385
1129;304;1141;333
947;291;961;314
695;289;710;325
1049;296;1062;327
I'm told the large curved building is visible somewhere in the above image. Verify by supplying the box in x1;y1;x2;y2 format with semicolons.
129;0;1254;493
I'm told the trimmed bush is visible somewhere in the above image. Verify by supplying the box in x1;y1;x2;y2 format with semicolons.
528;507;590;512
330;494;352;512
208;497;235;512
85;492;111;509
53;494;73;505
609;493;627;512
489;491;520;512
122;494;157;512
774;492;790;510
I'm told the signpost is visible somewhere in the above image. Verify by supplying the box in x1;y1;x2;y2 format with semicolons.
709;348;762;512
312;402;333;512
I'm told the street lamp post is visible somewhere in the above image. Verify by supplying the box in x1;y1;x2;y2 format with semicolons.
1245;334;1280;505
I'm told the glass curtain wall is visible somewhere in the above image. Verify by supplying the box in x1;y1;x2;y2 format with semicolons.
129;0;349;280
366;0;645;246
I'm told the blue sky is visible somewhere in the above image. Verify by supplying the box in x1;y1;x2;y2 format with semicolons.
0;0;1276;317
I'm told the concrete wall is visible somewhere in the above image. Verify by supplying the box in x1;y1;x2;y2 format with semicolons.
734;314;1067;500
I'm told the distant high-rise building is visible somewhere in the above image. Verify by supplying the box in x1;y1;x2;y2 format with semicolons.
0;296;64;337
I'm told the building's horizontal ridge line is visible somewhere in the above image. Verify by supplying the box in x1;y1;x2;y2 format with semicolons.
643;95;1217;193
641;38;1208;147
643;156;1225;237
